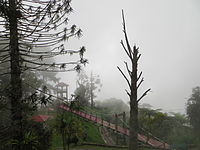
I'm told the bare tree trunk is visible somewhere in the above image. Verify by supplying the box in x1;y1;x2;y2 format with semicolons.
90;72;94;108
9;0;23;149
118;10;151;150
129;45;138;150
67;136;70;150
90;87;93;108
129;100;138;150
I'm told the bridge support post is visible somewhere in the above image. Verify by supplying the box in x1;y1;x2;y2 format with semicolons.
115;114;118;131
123;112;126;144
115;114;119;145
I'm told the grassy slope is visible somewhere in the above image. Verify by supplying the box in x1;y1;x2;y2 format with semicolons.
51;134;63;148
81;119;104;144
49;106;161;150
51;116;105;149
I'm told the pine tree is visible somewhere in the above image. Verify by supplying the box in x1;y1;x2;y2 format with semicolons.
0;0;86;149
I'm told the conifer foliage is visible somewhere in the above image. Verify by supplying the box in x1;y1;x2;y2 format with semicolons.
0;0;86;73
0;0;87;149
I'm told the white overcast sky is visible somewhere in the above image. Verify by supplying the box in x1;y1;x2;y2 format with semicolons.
57;0;200;114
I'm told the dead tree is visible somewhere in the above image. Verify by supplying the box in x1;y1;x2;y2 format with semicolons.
117;10;151;150
0;0;87;149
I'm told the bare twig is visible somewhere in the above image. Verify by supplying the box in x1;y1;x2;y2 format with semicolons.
124;61;132;77
121;40;132;59
137;77;144;89
125;89;131;97
137;71;142;81
117;66;131;89
137;54;141;61
122;10;132;58
137;88;151;102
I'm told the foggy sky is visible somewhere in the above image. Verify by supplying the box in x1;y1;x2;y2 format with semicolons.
58;0;200;114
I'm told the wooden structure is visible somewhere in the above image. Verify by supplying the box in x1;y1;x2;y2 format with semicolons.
115;112;127;145
59;104;170;149
56;82;69;101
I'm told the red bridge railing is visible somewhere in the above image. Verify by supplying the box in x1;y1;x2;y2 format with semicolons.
59;105;170;149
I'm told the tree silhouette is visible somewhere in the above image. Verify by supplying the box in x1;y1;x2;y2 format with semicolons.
117;10;151;150
0;0;87;149
187;87;200;140
75;71;102;108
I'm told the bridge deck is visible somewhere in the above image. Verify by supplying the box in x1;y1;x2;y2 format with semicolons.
60;105;170;149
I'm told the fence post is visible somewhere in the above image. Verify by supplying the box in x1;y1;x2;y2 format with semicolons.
95;113;97;123
115;114;118;131
101;114;103;126
90;112;92;120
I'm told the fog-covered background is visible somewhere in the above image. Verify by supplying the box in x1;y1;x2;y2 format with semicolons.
57;0;200;114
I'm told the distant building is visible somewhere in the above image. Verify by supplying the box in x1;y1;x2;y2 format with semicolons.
55;82;69;101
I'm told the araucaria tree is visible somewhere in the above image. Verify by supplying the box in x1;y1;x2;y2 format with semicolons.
117;10;151;150
0;0;86;149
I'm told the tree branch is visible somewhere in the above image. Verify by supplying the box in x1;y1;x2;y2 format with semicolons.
137;88;151;102
125;89;131;97
137;54;141;61
137;77;144;89
122;9;132;58
137;71;142;81
117;66;131;89
120;40;131;59
124;61;131;77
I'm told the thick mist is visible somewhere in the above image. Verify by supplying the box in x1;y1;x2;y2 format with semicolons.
57;0;200;114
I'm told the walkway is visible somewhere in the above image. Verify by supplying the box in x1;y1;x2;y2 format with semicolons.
59;105;170;149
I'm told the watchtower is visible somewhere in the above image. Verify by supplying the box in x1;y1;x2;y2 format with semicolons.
56;82;69;101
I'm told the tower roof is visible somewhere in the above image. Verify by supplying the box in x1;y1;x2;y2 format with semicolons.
56;82;69;87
